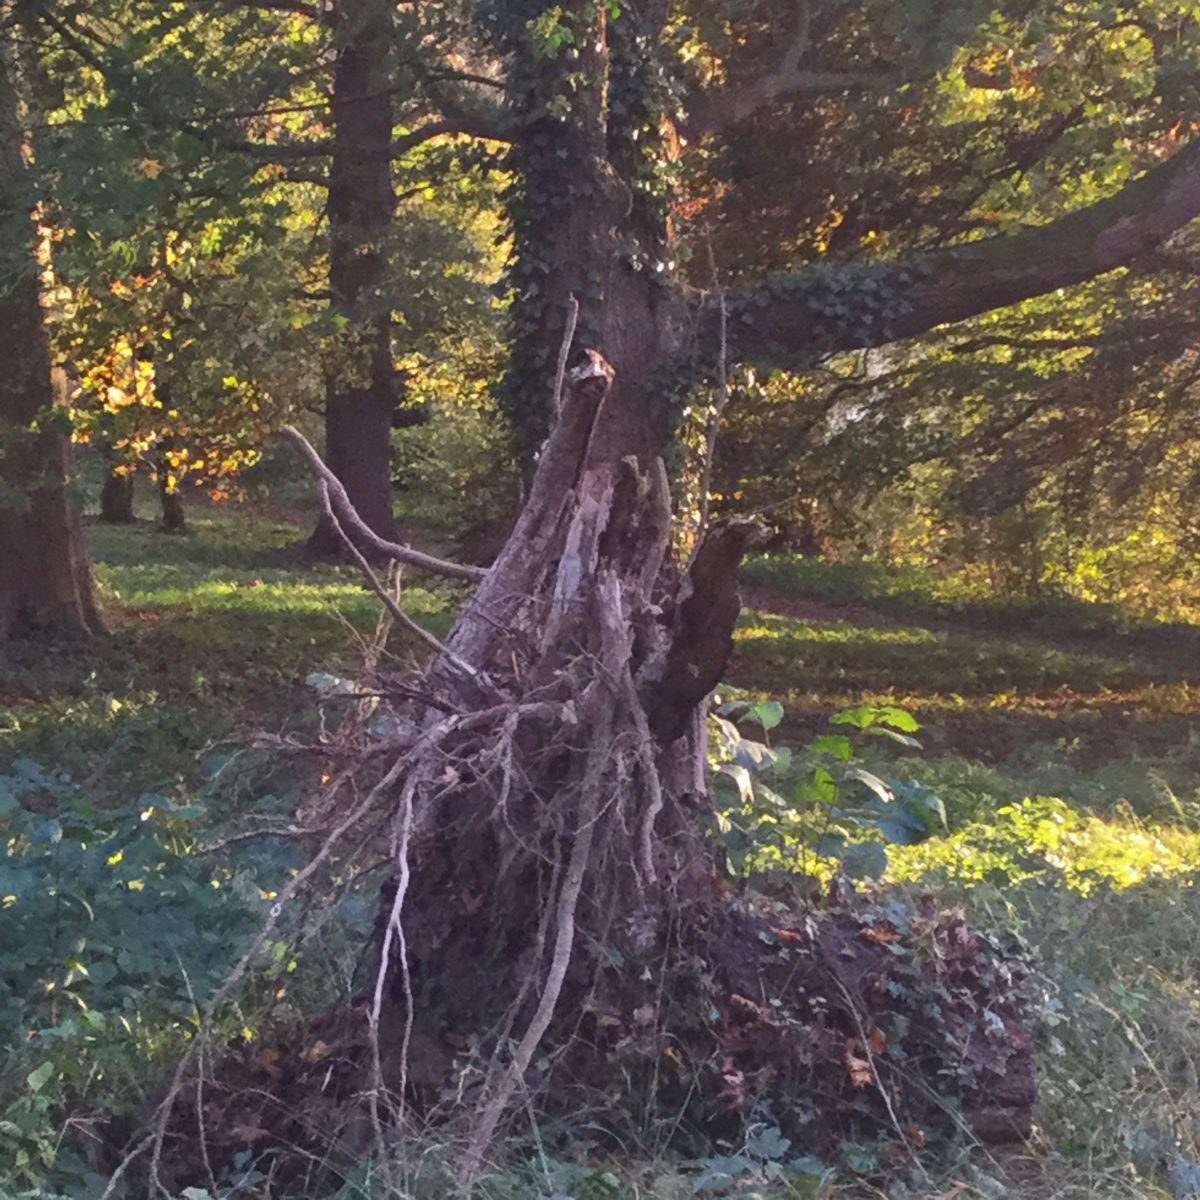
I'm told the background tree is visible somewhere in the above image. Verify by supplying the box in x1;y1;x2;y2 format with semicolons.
0;12;103;641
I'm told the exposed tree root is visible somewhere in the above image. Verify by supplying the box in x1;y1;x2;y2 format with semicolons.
122;351;1035;1196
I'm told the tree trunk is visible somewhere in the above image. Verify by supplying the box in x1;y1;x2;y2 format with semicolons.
333;6;754;1157
307;351;752;1167
0;45;104;643
286;350;1032;1178
305;0;399;559
159;474;186;532
99;463;135;524
497;4;685;475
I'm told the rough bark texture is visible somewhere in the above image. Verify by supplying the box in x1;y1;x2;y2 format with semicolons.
0;50;104;643
305;0;399;558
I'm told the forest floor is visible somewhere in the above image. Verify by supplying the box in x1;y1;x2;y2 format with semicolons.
3;497;1200;1198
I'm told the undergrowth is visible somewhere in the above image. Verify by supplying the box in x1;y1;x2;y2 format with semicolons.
3;516;1200;1197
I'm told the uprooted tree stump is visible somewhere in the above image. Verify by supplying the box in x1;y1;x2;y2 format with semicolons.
151;350;1035;1192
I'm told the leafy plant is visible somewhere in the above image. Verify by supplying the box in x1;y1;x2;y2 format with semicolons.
709;695;946;883
694;1124;826;1196
0;758;290;1193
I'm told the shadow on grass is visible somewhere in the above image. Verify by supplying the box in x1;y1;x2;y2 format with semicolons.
744;554;1200;661
1;508;459;799
730;606;1200;774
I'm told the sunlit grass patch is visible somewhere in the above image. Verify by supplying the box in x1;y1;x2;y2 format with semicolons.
891;794;1200;893
2;508;460;797
734;608;1150;696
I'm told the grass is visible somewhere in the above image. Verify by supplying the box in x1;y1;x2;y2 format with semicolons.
731;557;1200;813
5;519;1200;1197
1;499;459;801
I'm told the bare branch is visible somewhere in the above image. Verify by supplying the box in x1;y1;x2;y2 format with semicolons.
34;6;105;71
279;425;487;582
223;115;509;164
315;480;483;680
217;0;321;18
551;294;580;420
392;115;508;154
680;0;891;142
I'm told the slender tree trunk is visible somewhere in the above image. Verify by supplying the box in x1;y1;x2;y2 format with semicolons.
0;42;103;643
159;474;186;532
305;0;398;558
99;462;135;523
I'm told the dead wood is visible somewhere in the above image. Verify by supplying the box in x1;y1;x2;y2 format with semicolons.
143;352;1035;1194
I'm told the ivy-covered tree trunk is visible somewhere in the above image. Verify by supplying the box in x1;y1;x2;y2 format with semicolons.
0;43;104;643
305;0;400;558
497;0;683;470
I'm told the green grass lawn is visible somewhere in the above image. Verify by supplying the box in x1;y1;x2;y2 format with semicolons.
732;557;1200;818
6;520;1200;1197
1;503;459;801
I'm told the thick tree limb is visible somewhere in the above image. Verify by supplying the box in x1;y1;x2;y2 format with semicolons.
640;516;766;743
279;425;487;581
725;137;1200;366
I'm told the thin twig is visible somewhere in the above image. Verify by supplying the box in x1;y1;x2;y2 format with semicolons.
316;480;483;682
832;973;927;1179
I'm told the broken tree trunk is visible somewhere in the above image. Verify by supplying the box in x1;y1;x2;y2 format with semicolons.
295;349;754;1165
155;350;1035;1193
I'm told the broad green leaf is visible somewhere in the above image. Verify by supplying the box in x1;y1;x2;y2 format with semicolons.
876;812;929;846
748;700;784;730
845;767;893;805
865;726;923;749
810;733;853;760
798;765;837;805
27;1062;54;1092
717;763;754;804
